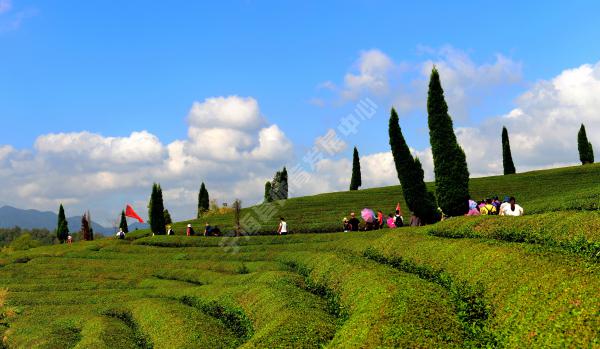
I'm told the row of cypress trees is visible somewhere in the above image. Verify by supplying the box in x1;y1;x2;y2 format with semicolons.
388;68;470;220
55;205;94;242
389;67;595;223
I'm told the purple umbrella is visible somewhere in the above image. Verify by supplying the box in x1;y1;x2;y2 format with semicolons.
361;208;375;223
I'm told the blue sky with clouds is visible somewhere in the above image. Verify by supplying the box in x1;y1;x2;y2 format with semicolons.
2;0;600;224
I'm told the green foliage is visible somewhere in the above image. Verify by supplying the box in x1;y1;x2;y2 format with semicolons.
267;167;289;201
56;204;69;243
6;234;41;251
198;182;210;217
427;68;470;216
0;227;56;248
81;213;92;241
148;183;166;235
163;209;172;226
427;212;600;261
388;108;439;223
363;247;496;346
349;146;362;190
578;123;595;164
127;163;600;238
119;210;129;234
502;126;516;175
263;181;273;203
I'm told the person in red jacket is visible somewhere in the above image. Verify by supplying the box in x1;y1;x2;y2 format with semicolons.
186;224;195;236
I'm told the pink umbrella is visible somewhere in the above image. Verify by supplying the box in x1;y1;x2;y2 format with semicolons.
361;208;375;223
386;217;395;228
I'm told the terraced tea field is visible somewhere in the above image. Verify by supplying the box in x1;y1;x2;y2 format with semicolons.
1;163;599;348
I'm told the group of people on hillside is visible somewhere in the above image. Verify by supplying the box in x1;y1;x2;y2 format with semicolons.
466;196;524;216
342;206;419;232
185;223;222;236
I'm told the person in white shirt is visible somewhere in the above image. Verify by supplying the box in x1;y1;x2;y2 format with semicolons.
501;197;524;216
277;217;288;235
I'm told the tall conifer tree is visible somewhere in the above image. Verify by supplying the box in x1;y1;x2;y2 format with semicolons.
389;108;439;223
502;126;516;175
427;68;470;216
578;124;595;164
148;183;166;235
349;147;362;190
56;204;69;243
264;181;273;203
197;182;210;217
119;210;129;233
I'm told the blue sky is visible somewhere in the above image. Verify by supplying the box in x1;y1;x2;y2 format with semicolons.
2;0;600;224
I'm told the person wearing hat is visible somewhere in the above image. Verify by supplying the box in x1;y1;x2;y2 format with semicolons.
186;224;195;236
342;217;350;232
166;225;174;236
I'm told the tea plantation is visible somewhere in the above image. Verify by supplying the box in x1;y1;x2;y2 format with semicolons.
0;164;599;348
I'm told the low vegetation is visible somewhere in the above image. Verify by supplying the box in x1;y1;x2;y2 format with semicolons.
0;164;599;347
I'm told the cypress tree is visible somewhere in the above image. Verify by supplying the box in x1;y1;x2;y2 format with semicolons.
264;181;273;203
197;182;209;217
81;213;91;241
119;210;129;233
148;183;166;235
280;166;288;199
56;204;69;243
578;124;595;164
349;146;362;190
427;68;470;216
502;126;516;175
388;108;439;224
163;209;172;226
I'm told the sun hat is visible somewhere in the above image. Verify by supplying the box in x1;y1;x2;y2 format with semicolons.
187;224;192;228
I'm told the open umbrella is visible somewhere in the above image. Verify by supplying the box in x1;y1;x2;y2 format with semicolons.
361;208;375;223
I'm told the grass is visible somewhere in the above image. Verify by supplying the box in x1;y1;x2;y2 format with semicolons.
0;164;599;348
127;162;600;237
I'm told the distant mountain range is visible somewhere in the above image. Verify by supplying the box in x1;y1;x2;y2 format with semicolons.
0;205;149;236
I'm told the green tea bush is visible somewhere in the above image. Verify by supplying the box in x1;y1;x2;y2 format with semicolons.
428;212;600;260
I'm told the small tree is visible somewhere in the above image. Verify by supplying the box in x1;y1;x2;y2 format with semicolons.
266;167;289;201
56;204;69;243
280;167;288;199
578;124;595;164
233;199;242;237
148;183;166;235
349;146;362;190
389;108;439;224
81;213;92;241
119;210;129;233
427;67;470;216
197;182;210;217
163;209;173;226
264;181;273;203
502;126;516;175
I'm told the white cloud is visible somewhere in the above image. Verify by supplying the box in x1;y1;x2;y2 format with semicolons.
188;96;265;131
317;46;522;122
341;49;395;100
34;131;165;166
0;96;293;225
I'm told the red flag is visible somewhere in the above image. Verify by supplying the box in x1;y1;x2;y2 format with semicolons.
125;205;144;223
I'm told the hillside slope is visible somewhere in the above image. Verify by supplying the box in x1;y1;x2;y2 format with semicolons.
0;163;598;348
157;163;600;236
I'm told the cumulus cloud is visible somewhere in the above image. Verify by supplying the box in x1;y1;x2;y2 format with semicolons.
0;96;293;225
341;49;395;100
317;46;522;121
